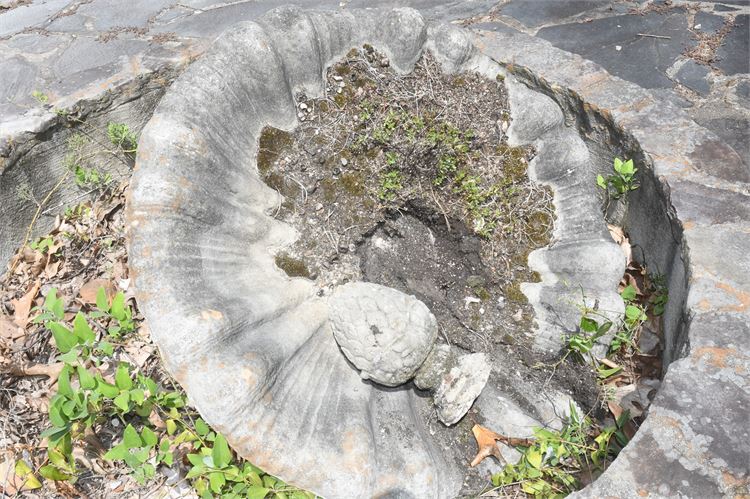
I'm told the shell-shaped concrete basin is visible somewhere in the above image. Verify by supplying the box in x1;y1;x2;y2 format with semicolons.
127;6;629;497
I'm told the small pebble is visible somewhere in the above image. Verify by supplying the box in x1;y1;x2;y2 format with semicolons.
332;167;341;176
299;102;308;110
340;157;348;166
332;75;343;82
315;203;324;211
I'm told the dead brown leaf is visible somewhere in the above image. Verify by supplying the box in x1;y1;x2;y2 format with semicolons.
2;362;65;380
607;224;632;265
470;424;534;467
607;401;637;440
11;280;40;328
0;316;24;342
78;279;115;305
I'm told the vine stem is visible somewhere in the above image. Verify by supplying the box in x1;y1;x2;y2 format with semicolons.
10;170;71;273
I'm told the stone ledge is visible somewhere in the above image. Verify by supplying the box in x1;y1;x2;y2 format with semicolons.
472;26;750;498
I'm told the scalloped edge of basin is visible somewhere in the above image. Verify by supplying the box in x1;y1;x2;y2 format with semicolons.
125;5;750;499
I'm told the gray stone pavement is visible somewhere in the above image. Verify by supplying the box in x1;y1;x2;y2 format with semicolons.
1;0;748;170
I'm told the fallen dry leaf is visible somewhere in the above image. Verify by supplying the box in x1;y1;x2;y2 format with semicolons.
608;224;632;265
78;279;116;305
470;424;534;467
44;259;62;280
607;401;638;440
0;316;24;342
11;280;40;328
2;362;65;380
470;425;503;467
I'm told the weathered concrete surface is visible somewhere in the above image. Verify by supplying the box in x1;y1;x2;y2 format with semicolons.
126;8;626;497
2;0;749;265
473;20;750;498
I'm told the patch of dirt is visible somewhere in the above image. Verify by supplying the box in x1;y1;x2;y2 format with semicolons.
259;47;609;493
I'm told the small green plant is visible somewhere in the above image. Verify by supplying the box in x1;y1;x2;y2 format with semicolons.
378;169;402;200
107;122;138;153
597;157;638;200
89;287;136;338
31;286;312;497
29;236;55;254
608;285;647;354
491;403;630;498
566;314;612;361
32;90;49;105
649;274;668;316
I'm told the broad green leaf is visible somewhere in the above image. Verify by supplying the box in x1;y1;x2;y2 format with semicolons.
14;460;42;490
77;365;96;389
209;472;226;493
104;443;129;461
98;341;114;356
113;392;130;412
166;419;177;436
122;424;142;448
133;447;151;463
195;418;210;437
115;363;133;390
49;323;77;353
620;285;636;302
596;174;607;189
95;376;119;398
212;434;232;469
130;388;145;405
45;289;65;320
110;292;126;320
247;486;270;499
39;465;73;481
579;316;598;333
625;305;644;322
96;287;109;311
141;426;158;447
613;157;623;173
526;448;543;469
72;313;95;344
57;366;73;397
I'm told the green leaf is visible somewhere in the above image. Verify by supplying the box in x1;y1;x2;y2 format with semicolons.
625;305;644;322
122;424;142;448
141;426;158;447
579;316;598;333
96;287;109;311
77;365;96;390
115;363;133;390
98;341;114;356
526;448;543;469
14;460;42;490
103;443;129;461
57;366;73;397
247;486;271;499
209;472;226;493
72;313;95;344
113;392;130;412
596;174;607;189
111;292;126;321
212;434;232;469
130;388;145;405
39;465;73;481
95;376;119;398
195;418;210;437
166;419;177;436
620;285;636;302
49;323;77;354
45;289;65;320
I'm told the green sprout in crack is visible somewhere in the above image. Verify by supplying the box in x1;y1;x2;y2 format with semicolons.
107;122;138;154
597;157;638;200
32;90;49;106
